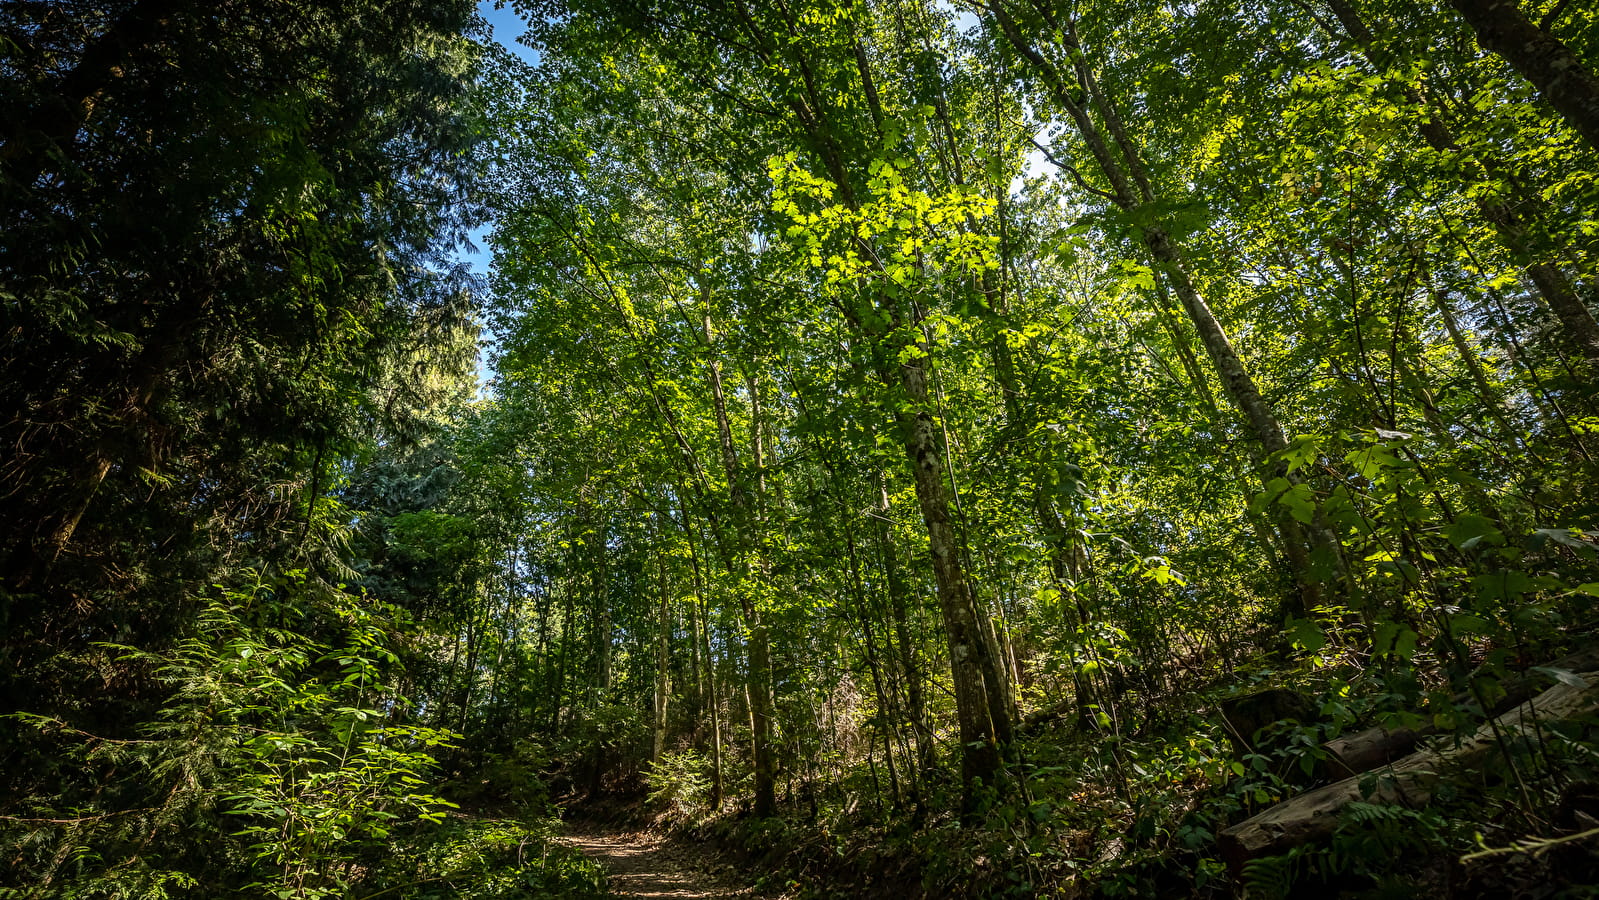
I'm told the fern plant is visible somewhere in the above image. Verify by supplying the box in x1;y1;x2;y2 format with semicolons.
1241;846;1307;900
646;750;713;820
198;581;459;899
1;572;458;899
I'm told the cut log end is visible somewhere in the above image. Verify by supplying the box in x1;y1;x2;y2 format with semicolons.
1220;670;1599;873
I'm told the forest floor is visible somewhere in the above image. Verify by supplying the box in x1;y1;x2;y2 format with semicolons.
560;820;767;898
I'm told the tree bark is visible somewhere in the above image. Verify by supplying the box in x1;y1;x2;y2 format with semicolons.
892;348;1014;802
703;317;777;817
1446;0;1599;152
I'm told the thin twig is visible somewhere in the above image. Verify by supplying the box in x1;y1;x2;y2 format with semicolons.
0;808;152;825
1460;825;1599;863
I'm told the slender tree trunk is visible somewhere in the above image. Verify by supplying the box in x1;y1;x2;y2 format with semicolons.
875;475;935;789
458;613;481;737
703;316;776;816
591;514;612;697
744;371;780;817
688;571;704;717
652;538;672;766
748;11;1017;804
36;456;112;577
1035;495;1099;728
486;545;520;714
1428;274;1535;447
988;0;1337;616
555;573;573;733
685;518;724;810
1153;274;1221;416
845;519;904;809
1148;236;1334;620
584;499;610;797
532;576;553;732
707;616;724;811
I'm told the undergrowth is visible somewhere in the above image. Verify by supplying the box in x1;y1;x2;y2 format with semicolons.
0;573;606;900
367;816;608;900
628;645;1599;899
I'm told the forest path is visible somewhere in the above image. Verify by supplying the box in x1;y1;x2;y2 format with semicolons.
560;821;761;898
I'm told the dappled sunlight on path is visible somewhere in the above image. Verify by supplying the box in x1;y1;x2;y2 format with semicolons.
561;825;757;899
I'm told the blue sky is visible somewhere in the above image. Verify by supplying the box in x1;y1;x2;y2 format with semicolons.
458;2;538;280
464;2;540;389
478;1;541;67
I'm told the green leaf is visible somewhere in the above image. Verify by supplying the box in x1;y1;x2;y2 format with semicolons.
1373;621;1419;660
1279;482;1316;524
1474;570;1533;602
1445;515;1504;550
1530;528;1598;557
1446;613;1492;636
1287;617;1327;653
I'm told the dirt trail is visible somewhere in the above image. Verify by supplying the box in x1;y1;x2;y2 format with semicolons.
560;823;759;899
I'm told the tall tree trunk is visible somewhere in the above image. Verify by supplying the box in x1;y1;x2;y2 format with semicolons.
747;10;1018;804
554;572;573;733
706;608;724;811
684;511;724;810
1445;0;1599;152
36;456;113;579
703;316;776;817
744;371;780;817
1428;278;1532;448
535;574;554;732
652;537;672;766
988;0;1337;616
875;475;936;790
844;512;906;809
687;569;704;717
585;500;610;798
1153;273;1221;417
486;545;520;714
1322;0;1599;367
591;516;612;698
458;612;480;737
889;344;1014;803
1035;495;1100;729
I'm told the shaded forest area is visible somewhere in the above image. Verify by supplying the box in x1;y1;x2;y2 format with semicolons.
3;0;1599;896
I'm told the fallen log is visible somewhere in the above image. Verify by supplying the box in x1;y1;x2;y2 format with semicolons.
1220;669;1599;871
1321;722;1426;779
1322;646;1599;777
